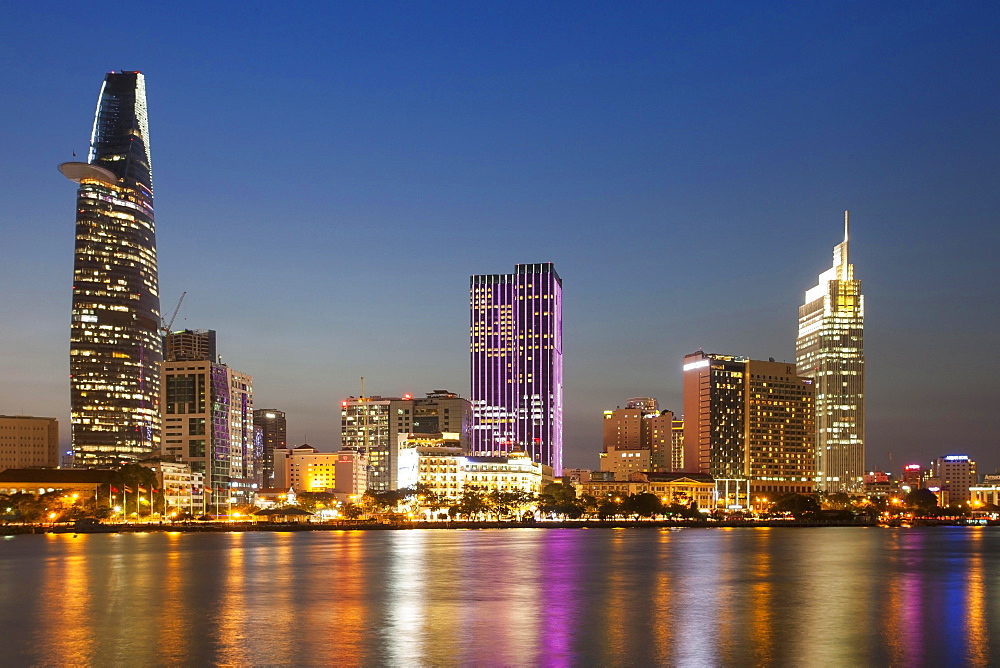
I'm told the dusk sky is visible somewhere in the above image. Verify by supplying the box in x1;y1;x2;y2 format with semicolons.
2;2;998;472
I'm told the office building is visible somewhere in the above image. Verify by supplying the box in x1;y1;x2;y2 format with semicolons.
0;416;59;469
341;390;471;492
927;455;977;507
600;446;652;480
335;448;368;497
796;212;865;492
683;352;816;502
161;357;256;505
60;71;162;466
601;399;678;472
470;263;563;473
253;409;287;488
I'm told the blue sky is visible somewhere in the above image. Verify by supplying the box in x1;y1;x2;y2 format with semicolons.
1;2;998;472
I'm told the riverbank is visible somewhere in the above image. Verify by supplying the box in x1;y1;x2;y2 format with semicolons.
11;516;995;535
5;516;995;536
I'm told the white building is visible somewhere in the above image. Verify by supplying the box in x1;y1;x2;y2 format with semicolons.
140;458;204;517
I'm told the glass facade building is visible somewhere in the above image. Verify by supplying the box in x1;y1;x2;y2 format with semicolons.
469;263;563;474
682;351;817;503
796;212;865;492
60;71;162;467
253;409;287;489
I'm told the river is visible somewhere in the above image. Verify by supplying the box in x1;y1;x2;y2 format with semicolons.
1;526;997;666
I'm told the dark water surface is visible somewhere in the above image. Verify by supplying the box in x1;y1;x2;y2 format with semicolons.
1;527;998;666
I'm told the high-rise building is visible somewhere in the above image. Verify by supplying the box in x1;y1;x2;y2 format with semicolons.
341;390;471;492
161;358;256;505
470;263;563;473
60;71;161;467
253;409;287;488
0;416;60;469
796;212;865;492
928;455;977;507
682;352;816;501
165;329;216;362
601;399;678;473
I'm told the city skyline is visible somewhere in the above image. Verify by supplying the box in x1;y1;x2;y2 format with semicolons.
1;4;999;473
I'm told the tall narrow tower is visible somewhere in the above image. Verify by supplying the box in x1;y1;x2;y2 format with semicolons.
796;212;865;492
470;263;563;473
60;71;162;467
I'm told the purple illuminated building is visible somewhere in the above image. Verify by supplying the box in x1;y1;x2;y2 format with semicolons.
470;263;563;474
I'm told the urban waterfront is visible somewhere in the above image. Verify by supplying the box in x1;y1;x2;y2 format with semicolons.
1;527;997;666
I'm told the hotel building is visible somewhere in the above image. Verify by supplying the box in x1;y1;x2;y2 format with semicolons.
415;447;544;512
60;71;162;466
470;263;563;473
683;352;816;503
796;212;865;491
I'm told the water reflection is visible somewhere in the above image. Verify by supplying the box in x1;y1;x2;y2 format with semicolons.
1;527;998;665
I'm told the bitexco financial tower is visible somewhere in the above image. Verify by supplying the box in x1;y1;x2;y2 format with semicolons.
59;71;162;467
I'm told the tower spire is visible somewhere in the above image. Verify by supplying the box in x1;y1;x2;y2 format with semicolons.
844;210;849;243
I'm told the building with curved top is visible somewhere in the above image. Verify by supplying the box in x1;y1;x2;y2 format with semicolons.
60;71;161;467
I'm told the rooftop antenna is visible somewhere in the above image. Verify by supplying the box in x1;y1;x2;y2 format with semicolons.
361;376;366;400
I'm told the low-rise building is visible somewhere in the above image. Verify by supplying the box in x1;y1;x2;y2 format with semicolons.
416;448;544;510
599;446;651;480
576;471;716;510
138;459;204;517
273;444;339;492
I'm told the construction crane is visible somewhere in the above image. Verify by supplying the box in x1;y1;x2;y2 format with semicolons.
161;291;187;334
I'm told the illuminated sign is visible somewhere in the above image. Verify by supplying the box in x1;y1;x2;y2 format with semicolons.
944;455;970;461
683;360;709;372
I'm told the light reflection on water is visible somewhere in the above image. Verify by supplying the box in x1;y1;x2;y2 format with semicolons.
2;527;999;665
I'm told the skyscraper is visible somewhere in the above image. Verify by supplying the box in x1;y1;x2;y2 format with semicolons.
253;409;287;488
470;263;563;473
796;212;865;492
60;71;161;467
